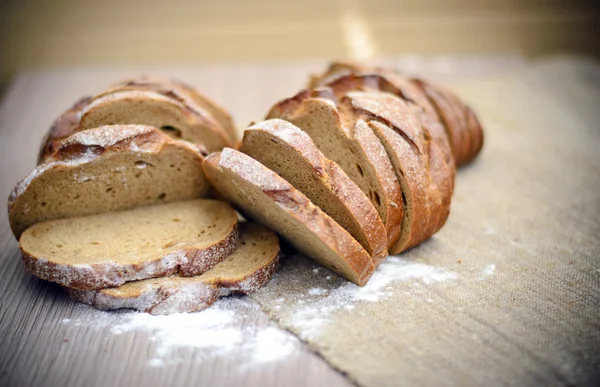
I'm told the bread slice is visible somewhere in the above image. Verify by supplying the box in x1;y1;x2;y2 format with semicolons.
38;97;91;163
203;148;375;286
240;119;388;264
8;125;210;239
19;199;239;290
78;89;231;152
111;75;238;145
267;94;404;250
68;222;278;315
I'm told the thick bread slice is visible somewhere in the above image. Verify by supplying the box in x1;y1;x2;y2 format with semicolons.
203;148;375;286
112;75;238;145
267;94;403;250
9;125;209;239
20;199;239;290
79;89;231;152
240;119;388;264
38;97;91;163
68;223;278;315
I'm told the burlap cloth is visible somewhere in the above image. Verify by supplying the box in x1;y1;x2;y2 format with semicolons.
250;58;600;386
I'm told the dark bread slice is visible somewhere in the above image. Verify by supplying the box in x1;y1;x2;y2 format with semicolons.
68;222;278;315
20;199;239;290
111;75;238;145
203;148;375;286
9;125;209;239
266;94;404;250
78;89;231;152
240;119;388;264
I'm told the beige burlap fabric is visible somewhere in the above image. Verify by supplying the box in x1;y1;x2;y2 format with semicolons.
251;58;600;386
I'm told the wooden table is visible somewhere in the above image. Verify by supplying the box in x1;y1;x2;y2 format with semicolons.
0;58;523;387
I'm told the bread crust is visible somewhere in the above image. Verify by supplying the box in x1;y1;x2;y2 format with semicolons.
67;223;279;314
241;119;388;264
203;149;375;286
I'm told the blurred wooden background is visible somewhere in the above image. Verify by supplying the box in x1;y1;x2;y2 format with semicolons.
0;0;598;93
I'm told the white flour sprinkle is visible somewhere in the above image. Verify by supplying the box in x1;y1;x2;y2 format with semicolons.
291;257;457;339
482;264;496;277
59;298;298;368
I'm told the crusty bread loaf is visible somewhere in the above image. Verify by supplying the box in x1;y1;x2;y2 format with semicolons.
9;125;209;239
203;148;375;286
240;119;388;264
111;75;238;145
20;199;239;290
78;89;231;152
38;97;91;163
308;61;483;166
68;222;278;314
266;92;404;250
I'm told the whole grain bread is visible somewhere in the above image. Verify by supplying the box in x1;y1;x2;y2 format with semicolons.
9;125;210;239
203;148;375;286
78;89;231;152
68;222;278;315
240;119;388;264
266;92;404;250
111;75;238;145
309;61;483;166
20;199;239;290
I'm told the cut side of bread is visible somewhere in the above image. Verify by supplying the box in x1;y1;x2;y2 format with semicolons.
203;148;375;286
112;75;239;145
68;222;278;315
240;119;388;264
266;95;403;250
79;89;231;152
20;199;239;290
9;125;210;239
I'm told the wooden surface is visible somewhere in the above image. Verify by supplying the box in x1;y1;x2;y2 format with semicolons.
1;0;599;90
0;58;523;387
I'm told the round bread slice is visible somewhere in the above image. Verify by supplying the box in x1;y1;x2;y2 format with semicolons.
240;119;388;264
111;75;238;145
68;222;279;315
8;125;210;239
203;148;375;286
78;89;231;152
267;93;403;250
20;199;239;290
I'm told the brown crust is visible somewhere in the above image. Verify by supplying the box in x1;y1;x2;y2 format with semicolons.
38;97;91;163
78;89;231;152
267;93;404;250
21;221;239;290
8;125;208;239
240;119;388;264
203;149;375;286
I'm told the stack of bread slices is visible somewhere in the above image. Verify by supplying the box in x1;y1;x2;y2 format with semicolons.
8;76;280;315
204;62;483;286
8;63;484;314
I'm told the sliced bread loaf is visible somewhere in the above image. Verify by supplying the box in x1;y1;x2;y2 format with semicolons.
78;89;231;152
112;75;238;145
68;222;278;315
9;125;209;239
240;119;388;264
266;93;404;250
19;199;239;290
203;148;375;286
